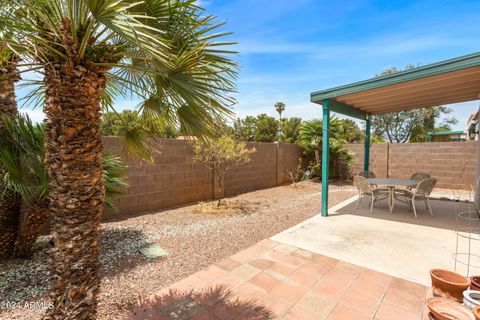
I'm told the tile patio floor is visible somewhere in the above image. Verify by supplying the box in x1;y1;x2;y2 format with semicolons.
126;239;431;320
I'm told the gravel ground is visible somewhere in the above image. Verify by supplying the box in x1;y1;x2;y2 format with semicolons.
0;180;356;320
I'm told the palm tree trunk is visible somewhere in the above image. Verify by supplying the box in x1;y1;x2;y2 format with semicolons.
13;200;50;258
43;62;106;320
0;59;21;259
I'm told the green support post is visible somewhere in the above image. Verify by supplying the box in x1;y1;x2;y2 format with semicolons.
364;114;371;172
321;100;330;217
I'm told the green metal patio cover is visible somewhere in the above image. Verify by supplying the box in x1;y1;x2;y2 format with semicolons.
310;52;480;217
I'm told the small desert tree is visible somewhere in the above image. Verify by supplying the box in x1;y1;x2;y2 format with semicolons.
193;135;255;205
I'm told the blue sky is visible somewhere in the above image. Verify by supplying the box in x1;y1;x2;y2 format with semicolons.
23;0;480;130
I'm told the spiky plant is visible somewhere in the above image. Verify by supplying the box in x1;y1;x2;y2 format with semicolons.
1;1;237;318
0;115;128;258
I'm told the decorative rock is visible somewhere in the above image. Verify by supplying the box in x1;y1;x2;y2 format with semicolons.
139;244;169;259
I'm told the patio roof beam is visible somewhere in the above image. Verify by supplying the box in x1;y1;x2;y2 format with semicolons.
325;99;366;120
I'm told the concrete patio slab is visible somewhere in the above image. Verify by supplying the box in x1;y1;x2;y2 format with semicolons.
271;195;480;285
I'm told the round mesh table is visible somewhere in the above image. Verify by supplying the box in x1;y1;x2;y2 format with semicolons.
367;178;418;213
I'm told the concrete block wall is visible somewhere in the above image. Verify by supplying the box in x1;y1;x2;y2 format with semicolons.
346;141;477;190
103;138;302;217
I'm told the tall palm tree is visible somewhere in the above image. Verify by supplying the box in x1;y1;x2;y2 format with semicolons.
0;115;127;258
274;102;285;121
0;44;21;258
1;1;237;318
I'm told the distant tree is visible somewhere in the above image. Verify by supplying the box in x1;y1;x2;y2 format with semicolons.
275;102;286;140
338;119;364;143
297;117;353;178
372;67;458;143
193;136;256;205
280;117;302;143
233;116;257;141
274;102;286;120
255;114;279;142
102;110;179;139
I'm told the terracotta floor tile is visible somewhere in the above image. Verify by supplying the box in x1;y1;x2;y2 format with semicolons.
311;279;348;301
328;303;373;320
216;258;242;272
190;309;221;320
230;245;266;263
375;302;423;320
350;278;388;299
233;282;267;300
283;305;324;320
273;244;297;255
270;281;308;303
322;268;358;288
257;238;279;250
311;254;339;267
287;269;319;289
249;272;281;292
230;264;262;281
196;265;228;284
291;248;314;260
249;258;275;270
359;269;393;287
298;262;333;278
265;261;298;278
169;275;206;292
207;274;245;291
339;289;381;316
334;261;365;275
296;293;337;318
283;255;308;267
388;278;427;299
261;294;295;318
383;287;425;314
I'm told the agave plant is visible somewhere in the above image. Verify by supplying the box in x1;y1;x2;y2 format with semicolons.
0;115;128;258
1;1;237;317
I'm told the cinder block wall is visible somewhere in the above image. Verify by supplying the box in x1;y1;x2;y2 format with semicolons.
346;141;477;190
103;138;302;217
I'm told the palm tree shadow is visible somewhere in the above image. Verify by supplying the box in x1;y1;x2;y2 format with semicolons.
122;285;274;320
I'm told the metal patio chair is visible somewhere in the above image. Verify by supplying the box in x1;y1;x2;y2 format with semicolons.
353;175;389;213
407;172;431;190
395;178;437;218
358;171;376;178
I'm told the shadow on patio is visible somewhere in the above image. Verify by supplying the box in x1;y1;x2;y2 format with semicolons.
271;195;480;286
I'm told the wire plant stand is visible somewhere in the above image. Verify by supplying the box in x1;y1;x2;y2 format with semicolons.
454;181;480;277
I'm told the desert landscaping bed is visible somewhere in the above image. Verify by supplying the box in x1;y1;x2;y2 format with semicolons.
0;181;356;320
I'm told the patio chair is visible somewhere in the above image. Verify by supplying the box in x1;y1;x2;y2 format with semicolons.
358;171;376;178
394;178;437;218
353;175;389;213
407;172;431;190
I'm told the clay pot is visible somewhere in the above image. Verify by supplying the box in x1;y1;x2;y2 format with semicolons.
471;276;480;291
430;269;470;303
426;297;475;320
473;306;480;320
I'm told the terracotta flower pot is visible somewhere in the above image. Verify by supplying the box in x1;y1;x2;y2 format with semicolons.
471;276;480;291
430;269;470;303
427;297;475;320
473;306;480;320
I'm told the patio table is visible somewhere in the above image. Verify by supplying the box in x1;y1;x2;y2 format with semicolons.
367;178;418;213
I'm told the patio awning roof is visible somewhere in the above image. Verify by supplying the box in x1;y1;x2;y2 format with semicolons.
310;52;480;119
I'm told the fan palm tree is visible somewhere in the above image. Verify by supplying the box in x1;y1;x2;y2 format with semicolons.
274;102;285;121
0;115;127;258
0;43;21;258
1;1;237;318
298;117;353;178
